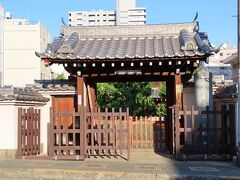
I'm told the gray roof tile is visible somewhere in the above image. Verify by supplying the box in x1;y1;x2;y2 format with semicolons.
37;23;214;62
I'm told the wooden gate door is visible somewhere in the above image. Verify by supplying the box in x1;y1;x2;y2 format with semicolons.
130;116;166;151
17;107;40;158
52;96;75;128
172;105;236;159
48;106;130;160
48;95;82;160
85;108;130;160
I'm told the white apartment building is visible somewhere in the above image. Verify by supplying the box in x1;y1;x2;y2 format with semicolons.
205;43;236;80
68;0;146;26
3;13;52;87
69;10;116;26
209;43;236;66
116;0;146;25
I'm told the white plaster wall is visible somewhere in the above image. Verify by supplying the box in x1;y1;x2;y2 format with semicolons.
0;104;17;149
40;95;51;154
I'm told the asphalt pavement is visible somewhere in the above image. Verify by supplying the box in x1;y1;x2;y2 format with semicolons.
0;149;239;180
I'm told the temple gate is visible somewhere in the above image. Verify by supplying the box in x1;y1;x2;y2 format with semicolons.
36;22;219;159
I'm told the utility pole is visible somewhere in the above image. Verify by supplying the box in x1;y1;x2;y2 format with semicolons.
237;0;240;153
0;5;4;87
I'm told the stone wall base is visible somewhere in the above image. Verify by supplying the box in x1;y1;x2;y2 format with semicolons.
0;149;17;160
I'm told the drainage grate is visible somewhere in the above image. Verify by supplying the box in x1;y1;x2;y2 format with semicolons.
189;166;219;172
85;164;106;169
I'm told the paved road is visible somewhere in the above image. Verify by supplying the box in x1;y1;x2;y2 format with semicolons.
0;150;239;179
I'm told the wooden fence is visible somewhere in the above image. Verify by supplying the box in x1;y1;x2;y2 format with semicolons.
130;116;166;151
172;105;236;157
17;106;165;160
48;107;130;160
17;108;40;157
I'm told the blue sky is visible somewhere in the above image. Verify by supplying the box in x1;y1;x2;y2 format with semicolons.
0;0;237;47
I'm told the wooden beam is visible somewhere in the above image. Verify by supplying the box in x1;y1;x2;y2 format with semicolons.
90;82;97;112
85;74;169;82
77;76;83;112
87;84;93;112
175;75;183;109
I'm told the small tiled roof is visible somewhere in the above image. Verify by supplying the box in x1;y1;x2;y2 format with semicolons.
214;83;237;98
36;22;214;62
34;80;76;92
0;87;49;102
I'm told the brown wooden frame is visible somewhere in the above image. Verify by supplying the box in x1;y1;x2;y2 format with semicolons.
172;105;236;157
48;107;130;160
17;108;40;158
130;116;166;151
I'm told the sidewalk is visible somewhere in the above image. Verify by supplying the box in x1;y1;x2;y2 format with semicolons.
0;150;239;180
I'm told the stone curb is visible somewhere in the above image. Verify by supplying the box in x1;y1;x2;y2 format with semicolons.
0;168;239;180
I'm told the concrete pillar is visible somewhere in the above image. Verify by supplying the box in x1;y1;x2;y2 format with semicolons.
194;70;213;108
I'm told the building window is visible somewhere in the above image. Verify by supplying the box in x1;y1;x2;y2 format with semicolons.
89;14;95;17
89;20;95;22
219;53;223;56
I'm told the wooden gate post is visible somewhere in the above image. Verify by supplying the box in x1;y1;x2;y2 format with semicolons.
48;107;54;156
17;108;23;158
167;75;183;154
77;76;84;111
173;105;180;155
89;81;97;113
127;108;130;161
80;107;86;159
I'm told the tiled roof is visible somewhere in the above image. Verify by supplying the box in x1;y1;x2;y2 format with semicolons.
0;87;49;102
34;80;76;92
214;84;237;98
36;22;214;62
